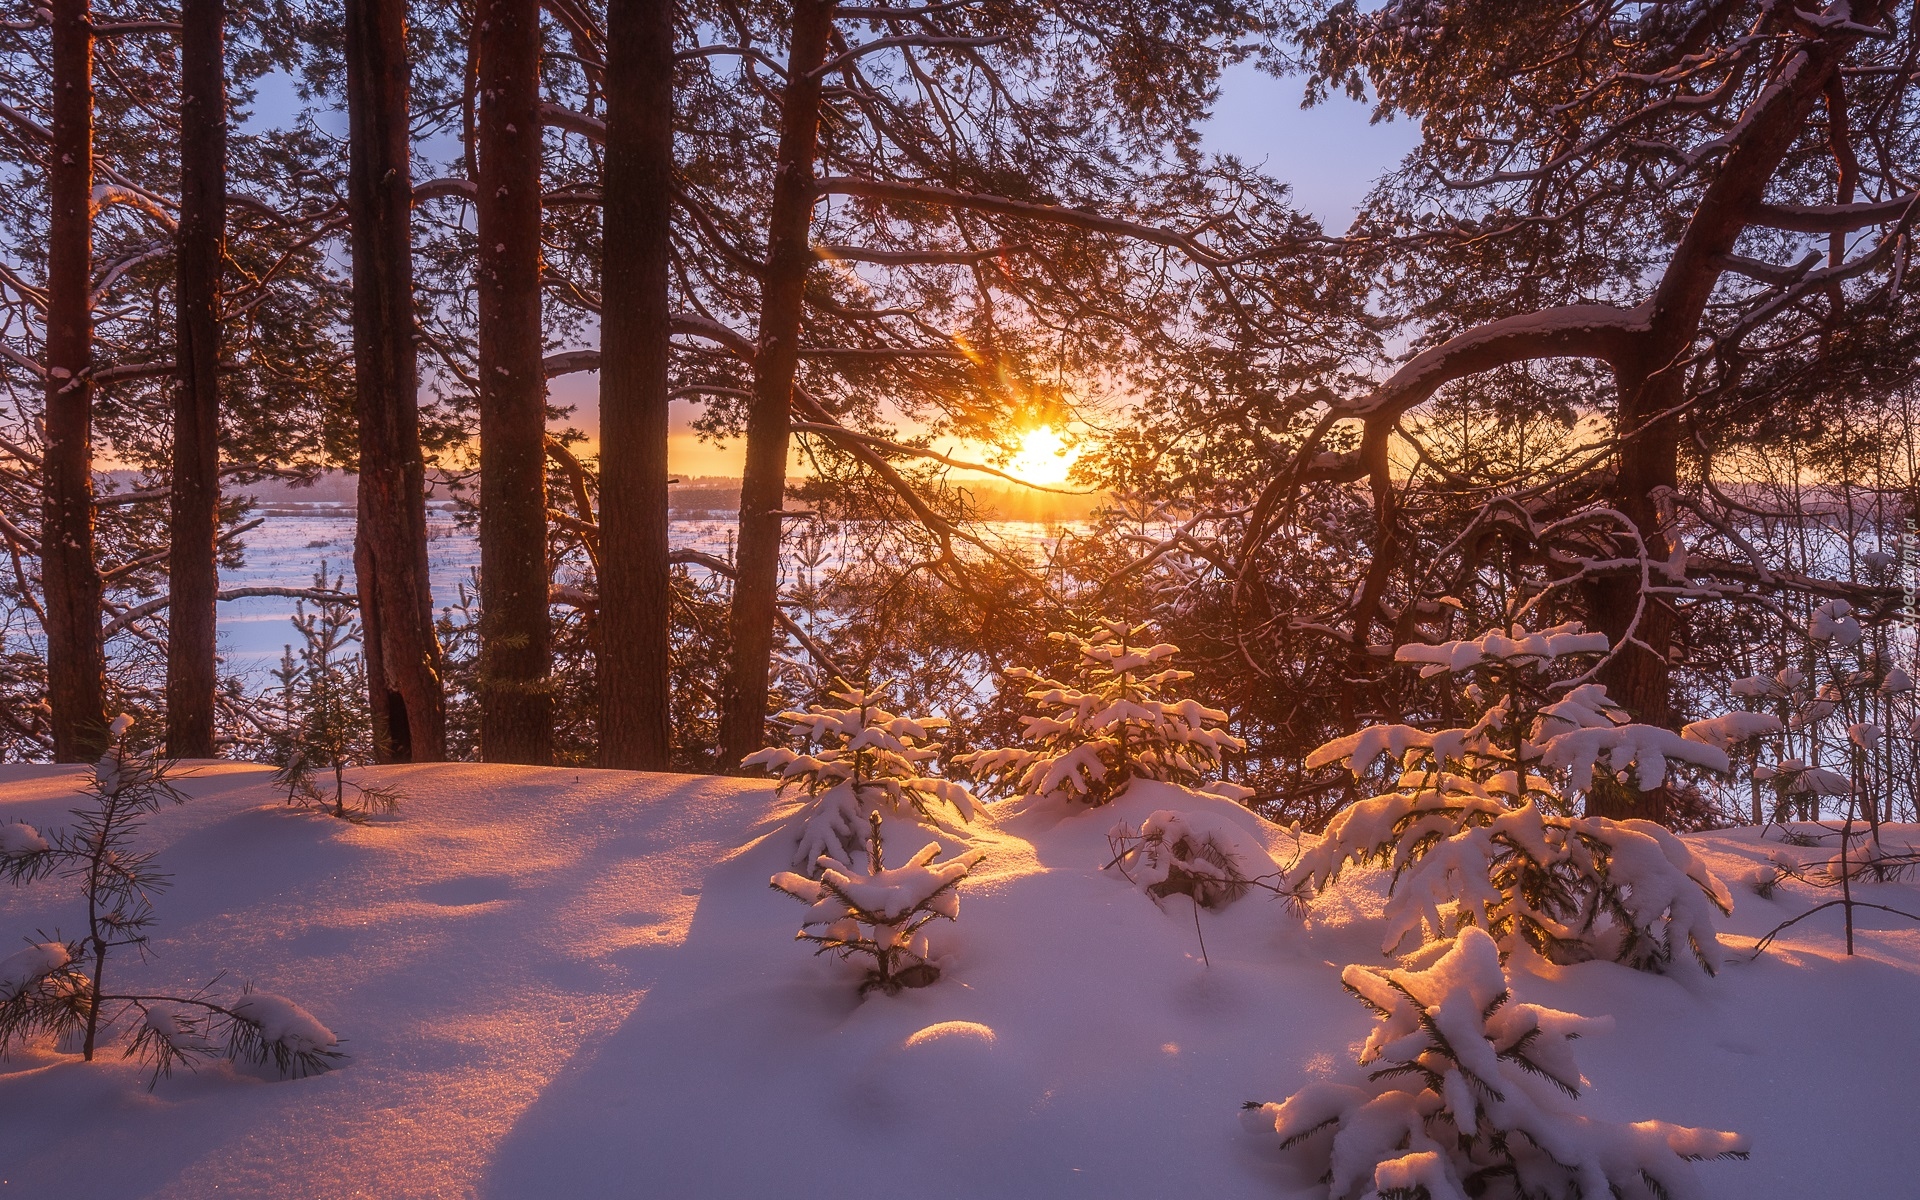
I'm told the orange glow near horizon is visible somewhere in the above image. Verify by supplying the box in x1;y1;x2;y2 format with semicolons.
1006;425;1078;487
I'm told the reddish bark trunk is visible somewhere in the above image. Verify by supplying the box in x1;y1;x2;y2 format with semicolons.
347;0;447;762
165;0;225;759
43;0;105;762
475;0;551;764
1583;13;1882;821
596;0;675;769
717;0;836;767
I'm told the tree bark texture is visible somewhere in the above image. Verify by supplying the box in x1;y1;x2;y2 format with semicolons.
596;0;675;769
43;0;105;762
475;0;551;764
718;0;836;767
346;0;447;762
165;0;225;758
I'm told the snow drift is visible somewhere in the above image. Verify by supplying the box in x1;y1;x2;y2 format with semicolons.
0;762;1913;1198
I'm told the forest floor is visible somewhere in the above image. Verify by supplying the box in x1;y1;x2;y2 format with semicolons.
0;762;1913;1199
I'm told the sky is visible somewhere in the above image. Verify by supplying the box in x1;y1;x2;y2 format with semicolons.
255;55;1423;481
644;60;1421;478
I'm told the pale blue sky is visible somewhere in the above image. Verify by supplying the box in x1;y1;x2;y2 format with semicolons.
249;58;1421;474
1202;60;1417;230
657;62;1421;474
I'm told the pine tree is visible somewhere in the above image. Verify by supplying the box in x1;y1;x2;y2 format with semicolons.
269;566;399;822
1732;605;1920;956
347;0;446;764
744;680;977;873
1290;624;1761;972
959;620;1244;806
0;717;343;1084
474;0;552;765
1244;928;1747;1200
770;810;984;996
40;0;105;762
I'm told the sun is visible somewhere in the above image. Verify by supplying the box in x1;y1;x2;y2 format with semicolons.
1006;425;1077;487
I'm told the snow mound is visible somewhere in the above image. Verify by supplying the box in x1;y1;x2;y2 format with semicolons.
0;821;48;856
0;765;1909;1198
1108;807;1284;908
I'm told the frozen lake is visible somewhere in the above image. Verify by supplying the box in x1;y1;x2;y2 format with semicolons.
213;504;1080;684
215;503;739;683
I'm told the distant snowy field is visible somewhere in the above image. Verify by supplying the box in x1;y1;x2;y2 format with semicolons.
215;508;1078;679
0;765;1914;1199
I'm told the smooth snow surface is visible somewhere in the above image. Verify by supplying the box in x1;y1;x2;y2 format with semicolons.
0;765;1915;1198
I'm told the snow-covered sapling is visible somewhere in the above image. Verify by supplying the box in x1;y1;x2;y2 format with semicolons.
744;680;977;873
1291;624;1757;972
1726;632;1920;958
959;619;1245;806
1243;928;1747;1200
269;567;400;823
770;810;985;995
0;718;343;1084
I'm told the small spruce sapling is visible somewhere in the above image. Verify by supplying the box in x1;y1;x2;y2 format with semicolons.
744;680;977;873
770;810;985;995
1243;928;1747;1200
958;619;1245;806
0;717;343;1084
1291;624;1760;972
270;567;400;823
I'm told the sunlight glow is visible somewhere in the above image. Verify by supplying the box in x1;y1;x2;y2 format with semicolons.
1007;425;1078;487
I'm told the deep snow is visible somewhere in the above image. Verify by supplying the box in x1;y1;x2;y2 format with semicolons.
0;763;1914;1198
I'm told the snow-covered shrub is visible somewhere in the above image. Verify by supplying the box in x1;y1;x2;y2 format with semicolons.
744;681;978;873
770;811;985;995
0;718;343;1084
1243;928;1748;1200
1107;808;1284;909
1290;624;1755;972
1731;634;1914;835
1733;645;1920;953
958;619;1245;806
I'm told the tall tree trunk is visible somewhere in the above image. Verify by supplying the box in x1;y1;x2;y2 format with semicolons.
596;0;674;770
165;0;225;759
717;0;836;767
1586;365;1681;823
347;0;447;762
43;0;104;762
475;0;551;764
1579;16;1876;823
